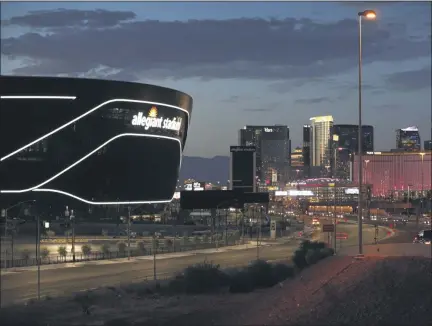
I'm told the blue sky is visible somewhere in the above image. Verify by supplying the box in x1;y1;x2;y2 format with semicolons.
1;1;431;157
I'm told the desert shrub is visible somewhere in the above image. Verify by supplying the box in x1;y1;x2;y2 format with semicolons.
58;246;67;260
100;243;110;256
305;249;321;265
300;240;326;252
292;249;308;270
45;230;56;237
181;235;189;246
229;269;255;293
320;247;335;258
164;239;173;250
117;242;127;255
137;241;146;254
181;260;229;294
81;244;92;257
247;260;276;288
40;247;50;260
272;263;295;282
21;249;31;261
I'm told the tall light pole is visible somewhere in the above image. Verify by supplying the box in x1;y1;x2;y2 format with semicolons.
357;9;377;257
419;152;425;218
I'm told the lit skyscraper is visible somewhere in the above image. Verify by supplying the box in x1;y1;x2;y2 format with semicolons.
310;115;334;171
396;126;421;152
239;125;290;186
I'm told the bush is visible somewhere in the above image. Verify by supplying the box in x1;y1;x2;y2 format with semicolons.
164;239;173;250
117;242;127;255
292;249;308;270
293;240;328;270
202;234;209;244
305;249;321;265
81;244;92;257
247;260;276;288
300;240;326;252
229;269;255;293
192;235;200;245
137;241;146;254
40;247;50;260
21;249;31;260
181;236;189;246
45;230;56;238
100;244;110;256
152;238;159;250
320;247;335;258
58;246;67;259
181;261;229;294
272;263;295;282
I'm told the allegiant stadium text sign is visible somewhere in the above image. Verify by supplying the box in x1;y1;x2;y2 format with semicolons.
131;107;182;132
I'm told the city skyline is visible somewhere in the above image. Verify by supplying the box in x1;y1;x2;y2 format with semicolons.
1;1;431;157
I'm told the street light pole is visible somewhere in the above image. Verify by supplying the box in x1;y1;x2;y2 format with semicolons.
357;9;376;257
71;209;76;263
36;214;41;300
127;206;131;260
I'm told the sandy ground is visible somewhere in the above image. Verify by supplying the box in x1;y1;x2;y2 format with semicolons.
1;254;430;326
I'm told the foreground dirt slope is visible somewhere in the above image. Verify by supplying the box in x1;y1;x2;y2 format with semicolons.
157;256;432;326
1;256;431;325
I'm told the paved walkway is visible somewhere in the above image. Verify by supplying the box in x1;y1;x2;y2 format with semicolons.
0;241;275;275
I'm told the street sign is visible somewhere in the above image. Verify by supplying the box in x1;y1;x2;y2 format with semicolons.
322;224;335;232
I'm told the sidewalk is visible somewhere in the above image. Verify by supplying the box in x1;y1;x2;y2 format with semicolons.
0;241;275;275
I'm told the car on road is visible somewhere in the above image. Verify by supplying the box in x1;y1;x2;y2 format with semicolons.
413;229;432;244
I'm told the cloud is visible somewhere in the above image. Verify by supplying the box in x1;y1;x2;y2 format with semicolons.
1;9;430;80
221;95;240;103
385;66;431;91
295;97;332;104
242;108;273;112
2;8;136;28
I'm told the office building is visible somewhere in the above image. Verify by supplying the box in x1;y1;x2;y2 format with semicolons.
424;140;432;151
310;115;333;175
332;124;374;179
239;125;290;186
396;126;421;152
302;125;312;178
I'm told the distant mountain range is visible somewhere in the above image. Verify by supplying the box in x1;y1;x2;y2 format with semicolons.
179;156;229;183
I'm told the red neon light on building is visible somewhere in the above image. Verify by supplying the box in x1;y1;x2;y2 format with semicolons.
353;152;431;197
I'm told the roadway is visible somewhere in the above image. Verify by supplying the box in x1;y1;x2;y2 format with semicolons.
0;221;385;306
1;241;299;306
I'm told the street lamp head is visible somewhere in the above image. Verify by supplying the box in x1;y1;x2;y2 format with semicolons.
358;10;377;19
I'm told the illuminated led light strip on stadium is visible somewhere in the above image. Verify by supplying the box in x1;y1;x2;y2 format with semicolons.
1;95;77;100
32;188;177;205
0;133;182;195
0;98;190;162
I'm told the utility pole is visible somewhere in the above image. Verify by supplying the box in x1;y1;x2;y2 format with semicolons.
71;209;76;263
127;206;131;260
36;214;41;300
333;183;337;254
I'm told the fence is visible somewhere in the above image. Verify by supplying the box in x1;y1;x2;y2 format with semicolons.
0;237;241;269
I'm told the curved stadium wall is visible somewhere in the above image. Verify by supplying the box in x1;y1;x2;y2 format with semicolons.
0;76;193;209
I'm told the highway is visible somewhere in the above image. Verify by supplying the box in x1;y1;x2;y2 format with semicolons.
1;241;299;306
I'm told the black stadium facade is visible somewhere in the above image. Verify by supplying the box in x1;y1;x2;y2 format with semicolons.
0;76;193;211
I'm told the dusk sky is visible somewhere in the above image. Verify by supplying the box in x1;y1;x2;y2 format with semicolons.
1;1;431;158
